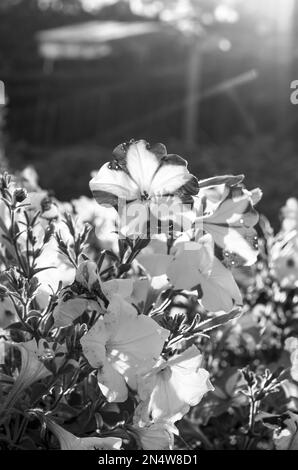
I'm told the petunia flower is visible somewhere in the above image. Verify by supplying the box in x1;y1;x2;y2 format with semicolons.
195;182;261;267
47;419;122;450
80;294;169;402
53;261;135;327
136;345;213;424
137;233;242;312
168;235;242;312
90;139;198;238
69;196;120;252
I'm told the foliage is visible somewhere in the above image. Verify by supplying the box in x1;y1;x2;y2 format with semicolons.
0;137;280;451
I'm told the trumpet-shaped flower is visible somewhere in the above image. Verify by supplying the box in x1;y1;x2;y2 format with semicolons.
47;419;122;450
90;139;198;237
136;345;213;424
196;182;260;267
81;294;169;402
168;235;242;312
53;261;135;327
138;233;242;312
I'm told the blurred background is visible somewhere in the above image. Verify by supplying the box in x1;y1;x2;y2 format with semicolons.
0;0;298;227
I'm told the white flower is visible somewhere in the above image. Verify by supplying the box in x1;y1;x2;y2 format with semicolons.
136;345;213;423
90;139;198;237
195;182;260;267
53;261;136;327
167;235;242;312
81;294;169;402
47;419;122;450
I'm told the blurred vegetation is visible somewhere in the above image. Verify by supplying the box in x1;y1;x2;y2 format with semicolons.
0;0;298;228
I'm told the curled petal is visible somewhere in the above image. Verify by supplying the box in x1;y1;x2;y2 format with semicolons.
48;420;122;450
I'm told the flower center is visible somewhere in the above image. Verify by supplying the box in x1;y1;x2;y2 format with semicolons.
141;191;150;201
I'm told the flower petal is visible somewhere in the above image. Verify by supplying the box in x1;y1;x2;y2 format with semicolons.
200;257;242;312
125;140;160;194
150;154;198;197
90;162;139;205
97;360;128;402
80;316;108;368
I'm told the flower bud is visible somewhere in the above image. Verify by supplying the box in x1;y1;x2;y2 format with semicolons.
13;187;28;203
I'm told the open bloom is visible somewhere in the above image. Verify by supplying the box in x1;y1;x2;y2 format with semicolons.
81;294;169;402
195;181;261;267
53;260;103;327
90;139;198;237
53;261;135;327
47;419;122;450
136;345;213;424
167;235;242;312
138;234;242;312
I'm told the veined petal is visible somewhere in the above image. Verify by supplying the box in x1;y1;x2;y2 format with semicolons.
200;257;242;312
90;162;139;205
126;140;160;194
109;310;169;390
204;222;258;266
150;154;198;197
138;346;213;423
97;360;128;402
167;236;214;290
